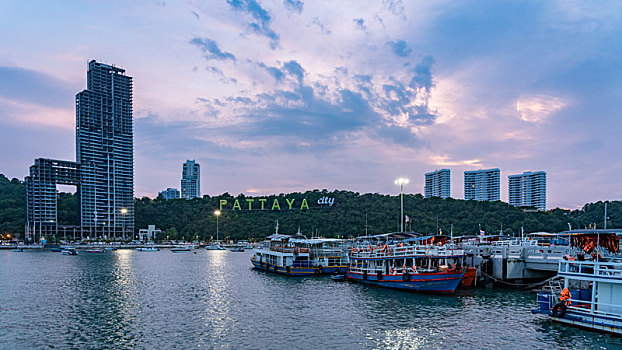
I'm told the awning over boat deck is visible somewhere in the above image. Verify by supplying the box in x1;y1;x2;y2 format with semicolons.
265;233;308;241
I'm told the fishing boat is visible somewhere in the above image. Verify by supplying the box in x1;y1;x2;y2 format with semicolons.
533;231;622;335
62;248;78;255
137;247;159;252
346;233;466;293
250;229;350;276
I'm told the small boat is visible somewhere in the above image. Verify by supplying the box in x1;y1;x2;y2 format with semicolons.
62;248;78;255
331;274;347;281
171;247;191;252
50;248;63;252
105;247;117;251
205;244;226;250
137;247;159;252
86;249;105;253
230;247;245;252
11;247;24;252
461;267;478;287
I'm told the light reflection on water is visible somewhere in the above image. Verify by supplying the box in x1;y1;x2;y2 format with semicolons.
1;249;620;349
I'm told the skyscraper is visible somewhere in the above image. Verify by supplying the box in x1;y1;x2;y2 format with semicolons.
181;160;200;199
508;171;547;211
424;169;451;198
25;60;134;242
76;60;134;237
464;168;500;201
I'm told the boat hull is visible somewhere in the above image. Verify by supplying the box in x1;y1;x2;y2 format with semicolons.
346;270;465;293
251;257;348;276
461;267;477;287
551;310;622;336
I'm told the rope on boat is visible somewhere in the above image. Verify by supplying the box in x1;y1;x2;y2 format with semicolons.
478;270;560;288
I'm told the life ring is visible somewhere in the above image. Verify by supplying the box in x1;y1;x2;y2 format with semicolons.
363;271;368;280
377;272;383;280
552;302;567;318
403;271;410;281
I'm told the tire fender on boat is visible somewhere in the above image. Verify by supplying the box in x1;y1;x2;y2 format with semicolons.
552;302;567;318
377;272;383;280
402;271;410;281
363;271;368;280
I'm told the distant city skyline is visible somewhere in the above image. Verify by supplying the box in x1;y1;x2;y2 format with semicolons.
1;1;621;209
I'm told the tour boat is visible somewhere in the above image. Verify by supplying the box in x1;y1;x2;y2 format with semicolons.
346;233;466;293
250;230;350;276
137;247;159;252
533;231;622;335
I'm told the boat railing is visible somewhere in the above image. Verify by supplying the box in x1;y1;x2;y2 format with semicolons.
350;245;464;259
559;260;622;279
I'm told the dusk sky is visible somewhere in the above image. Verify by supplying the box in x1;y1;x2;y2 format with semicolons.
1;1;621;209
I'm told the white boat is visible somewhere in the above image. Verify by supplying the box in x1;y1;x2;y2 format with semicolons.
205;244;226;250
62;248;78;255
533;231;622;335
137;247;159;252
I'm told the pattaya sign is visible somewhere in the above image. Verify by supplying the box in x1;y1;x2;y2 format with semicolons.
219;196;335;211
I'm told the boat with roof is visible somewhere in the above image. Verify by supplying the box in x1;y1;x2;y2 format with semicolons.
250;225;350;276
533;230;622;335
346;232;467;293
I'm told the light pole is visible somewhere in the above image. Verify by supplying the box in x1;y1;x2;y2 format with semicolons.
394;177;409;233
120;208;128;241
214;210;221;242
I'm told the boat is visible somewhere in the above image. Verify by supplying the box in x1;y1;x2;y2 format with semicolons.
86;249;105;253
533;231;622;335
170;247;191;252
230;247;245;252
137;247;159;252
331;274;347;281
62;248;78;255
461;267;478;287
50;248;63;252
11;247;24;252
346;232;466;293
205;244;226;250
250;229;350;276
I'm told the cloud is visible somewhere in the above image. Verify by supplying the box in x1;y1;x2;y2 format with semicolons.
0;65;76;109
386;40;411;57
189;37;236;61
353;18;367;32
516;95;568;123
227;0;280;49
283;0;303;14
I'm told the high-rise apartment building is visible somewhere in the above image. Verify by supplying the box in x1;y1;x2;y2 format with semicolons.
464;168;500;201
159;188;180;200
508;171;546;210
181;160;200;199
76;60;134;236
25;60;134;242
424;169;451;198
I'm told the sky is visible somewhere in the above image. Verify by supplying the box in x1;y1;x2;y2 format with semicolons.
0;0;621;209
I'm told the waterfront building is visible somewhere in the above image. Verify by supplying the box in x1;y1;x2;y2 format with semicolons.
508;171;546;210
138;225;161;241
464;168;500;201
181;160;200;199
25;60;134;242
159;188;180;200
424;169;451;198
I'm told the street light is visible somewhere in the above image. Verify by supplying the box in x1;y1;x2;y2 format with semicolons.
394;177;409;233
121;208;128;241
214;210;221;242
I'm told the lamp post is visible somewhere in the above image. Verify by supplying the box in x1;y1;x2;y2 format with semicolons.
394;177;409;233
120;208;128;241
214;210;221;242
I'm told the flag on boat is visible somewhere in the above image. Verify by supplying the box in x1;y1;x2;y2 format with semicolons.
405;215;410;223
479;229;485;235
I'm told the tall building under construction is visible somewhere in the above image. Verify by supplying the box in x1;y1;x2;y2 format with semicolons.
25;60;134;241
